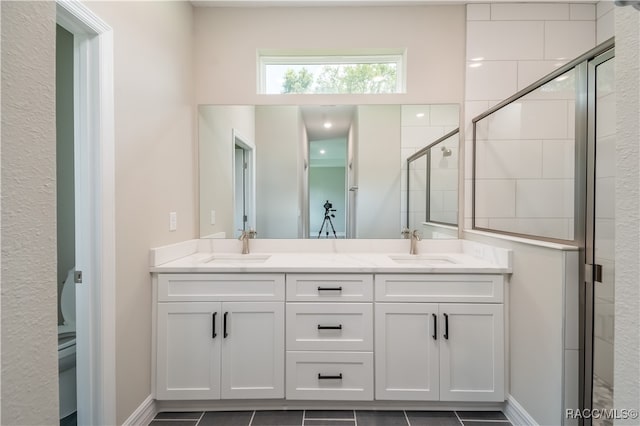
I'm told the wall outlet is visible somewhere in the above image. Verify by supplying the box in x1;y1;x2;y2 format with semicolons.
210;210;216;225
169;212;177;231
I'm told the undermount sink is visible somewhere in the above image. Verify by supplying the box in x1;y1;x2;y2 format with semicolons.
205;254;271;264
388;254;458;265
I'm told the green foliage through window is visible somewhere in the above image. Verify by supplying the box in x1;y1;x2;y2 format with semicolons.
280;63;398;95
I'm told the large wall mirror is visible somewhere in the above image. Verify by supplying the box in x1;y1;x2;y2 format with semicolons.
199;104;459;239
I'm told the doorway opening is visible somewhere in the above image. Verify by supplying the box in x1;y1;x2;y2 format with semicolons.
56;2;116;425
308;138;347;238
233;130;255;238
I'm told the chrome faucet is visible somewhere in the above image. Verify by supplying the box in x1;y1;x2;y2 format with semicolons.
410;229;421;255
401;228;421;254
238;228;257;254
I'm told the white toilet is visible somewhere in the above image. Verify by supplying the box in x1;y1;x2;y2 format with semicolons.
58;269;77;419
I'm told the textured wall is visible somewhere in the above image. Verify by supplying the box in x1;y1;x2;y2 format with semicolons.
614;6;640;422
83;2;196;423
1;1;59;424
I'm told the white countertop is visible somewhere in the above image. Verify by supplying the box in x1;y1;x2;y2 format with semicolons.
150;239;512;274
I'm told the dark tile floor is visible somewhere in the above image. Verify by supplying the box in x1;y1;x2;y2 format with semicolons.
149;410;511;426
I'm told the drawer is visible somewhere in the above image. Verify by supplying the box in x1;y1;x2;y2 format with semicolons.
157;274;285;302
286;303;373;351
375;274;503;303
286;274;373;302
286;351;373;401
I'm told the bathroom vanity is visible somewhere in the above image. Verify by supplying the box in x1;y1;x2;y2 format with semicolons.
149;239;511;410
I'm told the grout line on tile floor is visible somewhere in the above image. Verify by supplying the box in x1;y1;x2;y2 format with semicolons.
454;411;464;425
195;411;205;426
404;410;411;426
459;420;511;423
353;410;358;426
248;410;256;426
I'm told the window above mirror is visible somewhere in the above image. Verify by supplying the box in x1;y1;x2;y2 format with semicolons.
258;50;406;95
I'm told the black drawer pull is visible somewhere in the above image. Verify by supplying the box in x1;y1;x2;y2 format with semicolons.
317;286;343;291
443;313;449;340
212;312;217;339
432;313;437;340
318;373;343;380
317;324;343;330
223;312;229;338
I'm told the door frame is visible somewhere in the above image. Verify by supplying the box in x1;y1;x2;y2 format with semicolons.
232;129;256;237
581;47;616;425
56;1;116;424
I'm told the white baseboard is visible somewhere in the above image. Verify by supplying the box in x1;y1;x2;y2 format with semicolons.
122;395;156;426
504;395;538;426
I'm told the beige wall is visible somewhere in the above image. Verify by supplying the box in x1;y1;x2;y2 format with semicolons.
356;105;401;238
199;106;255;238
1;1;59;424
194;6;465;105
84;2;196;423
255;106;301;238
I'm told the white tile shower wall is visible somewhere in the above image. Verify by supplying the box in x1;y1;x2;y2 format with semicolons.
401;105;458;230
464;3;596;237
596;1;615;44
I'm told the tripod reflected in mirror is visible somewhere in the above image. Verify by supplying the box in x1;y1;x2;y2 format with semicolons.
317;200;338;238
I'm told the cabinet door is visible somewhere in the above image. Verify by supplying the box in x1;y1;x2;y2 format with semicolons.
221;302;284;399
375;303;440;400
439;304;504;402
156;302;221;400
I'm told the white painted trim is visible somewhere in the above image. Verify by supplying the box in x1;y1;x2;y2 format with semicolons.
122;395;157;426
56;2;116;425
504;395;538;426
156;399;505;412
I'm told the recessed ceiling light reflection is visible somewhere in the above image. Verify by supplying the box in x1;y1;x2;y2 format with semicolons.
555;75;569;82
470;57;484;62
416;113;425;118
319;149;326;155
469;63;482;68
323;122;332;129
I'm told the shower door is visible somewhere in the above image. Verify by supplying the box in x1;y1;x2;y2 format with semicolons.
584;49;615;426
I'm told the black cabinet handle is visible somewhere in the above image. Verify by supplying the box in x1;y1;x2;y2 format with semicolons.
443;313;449;340
432;313;437;340
317;286;343;292
318;373;343;380
317;324;342;330
212;312;217;339
223;312;229;338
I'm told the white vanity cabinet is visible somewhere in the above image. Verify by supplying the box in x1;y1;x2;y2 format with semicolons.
375;274;505;402
155;274;285;400
285;274;374;401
